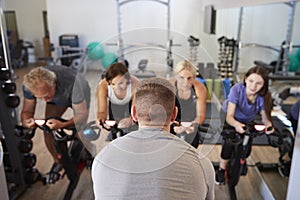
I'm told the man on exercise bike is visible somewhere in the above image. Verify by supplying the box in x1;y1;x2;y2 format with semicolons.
21;65;91;178
215;66;274;185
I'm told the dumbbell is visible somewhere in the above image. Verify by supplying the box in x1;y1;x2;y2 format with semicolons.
14;125;24;137
6;93;20;108
22;153;37;168
3;152;11;168
2;81;16;93
19;139;33;153
0;68;11;80
15;125;36;139
24;167;40;184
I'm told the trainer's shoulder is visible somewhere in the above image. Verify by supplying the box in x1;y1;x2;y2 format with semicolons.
186;148;213;166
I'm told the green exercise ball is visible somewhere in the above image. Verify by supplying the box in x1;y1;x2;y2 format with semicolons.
297;48;300;60
289;54;300;72
87;42;104;60
102;52;118;69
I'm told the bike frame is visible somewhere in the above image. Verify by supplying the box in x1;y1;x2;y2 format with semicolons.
35;118;88;200
222;123;266;200
99;120;138;140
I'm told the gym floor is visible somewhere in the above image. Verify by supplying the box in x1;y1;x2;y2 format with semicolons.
13;65;289;200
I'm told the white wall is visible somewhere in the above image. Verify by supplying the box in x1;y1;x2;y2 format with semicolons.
216;3;300;71
2;0;300;72
46;0;206;71
3;0;46;58
202;0;299;9
45;0;300;72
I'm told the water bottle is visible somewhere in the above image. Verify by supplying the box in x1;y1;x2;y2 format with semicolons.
83;128;99;141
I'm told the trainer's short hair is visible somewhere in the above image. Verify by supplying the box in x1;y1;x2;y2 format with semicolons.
133;78;175;125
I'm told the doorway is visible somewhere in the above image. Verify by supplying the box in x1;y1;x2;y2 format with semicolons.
4;11;18;48
42;10;51;57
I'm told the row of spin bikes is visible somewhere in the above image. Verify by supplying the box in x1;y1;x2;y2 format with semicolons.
15;116;294;200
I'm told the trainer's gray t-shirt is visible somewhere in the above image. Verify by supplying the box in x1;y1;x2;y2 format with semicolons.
92;128;215;200
23;65;90;108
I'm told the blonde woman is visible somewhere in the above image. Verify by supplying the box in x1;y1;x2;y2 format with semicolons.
170;60;207;148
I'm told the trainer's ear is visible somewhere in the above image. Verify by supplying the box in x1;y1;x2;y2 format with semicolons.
170;106;178;122
131;105;138;122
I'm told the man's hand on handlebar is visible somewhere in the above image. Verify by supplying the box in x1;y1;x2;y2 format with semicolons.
46;118;64;130
23;118;36;129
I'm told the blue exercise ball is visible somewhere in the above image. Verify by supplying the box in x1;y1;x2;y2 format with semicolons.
83;128;99;141
102;52;118;69
87;42;104;60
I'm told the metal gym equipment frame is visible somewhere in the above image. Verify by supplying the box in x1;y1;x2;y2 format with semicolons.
233;1;300;80
114;0;175;74
0;0;29;199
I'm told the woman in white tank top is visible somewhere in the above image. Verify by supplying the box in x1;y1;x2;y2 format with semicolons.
97;62;139;128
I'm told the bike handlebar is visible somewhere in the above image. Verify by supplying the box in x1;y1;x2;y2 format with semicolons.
222;123;268;135
99;120;117;131
221;122;286;148
34;117;77;141
99;120;125;136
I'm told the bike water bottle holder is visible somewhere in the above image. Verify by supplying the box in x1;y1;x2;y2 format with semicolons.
83;121;101;141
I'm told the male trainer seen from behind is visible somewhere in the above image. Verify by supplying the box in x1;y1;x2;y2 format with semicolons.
92;77;215;200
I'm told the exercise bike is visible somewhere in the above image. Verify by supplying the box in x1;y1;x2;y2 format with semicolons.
18;117;92;200
219;122;288;200
83;120;138;142
171;121;222;147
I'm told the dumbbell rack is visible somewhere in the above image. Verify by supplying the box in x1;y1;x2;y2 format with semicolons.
0;1;37;198
188;35;200;64
0;66;29;199
217;36;236;79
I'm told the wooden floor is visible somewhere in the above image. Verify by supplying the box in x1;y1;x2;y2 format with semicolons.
12;65;289;200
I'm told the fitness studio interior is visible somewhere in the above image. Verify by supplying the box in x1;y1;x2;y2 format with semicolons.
0;0;300;199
